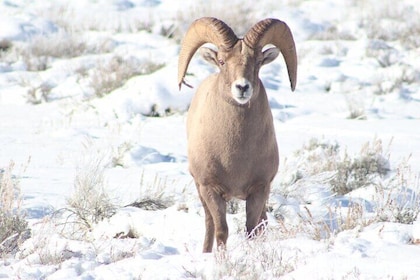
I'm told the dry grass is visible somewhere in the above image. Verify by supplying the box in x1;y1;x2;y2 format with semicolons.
360;2;420;49
371;65;417;95
287;137;391;195
60;141;116;240
172;2;259;43
37;2;154;34
127;172;175;211
1;31;115;72
88;55;164;98
18;78;54;105
345;95;367;120
332;138;390;195
273;137;419;242
374;159;420;225
66;160;116;232
199;230;297;279
14;53;165;104
0;161;29;257
309;25;357;41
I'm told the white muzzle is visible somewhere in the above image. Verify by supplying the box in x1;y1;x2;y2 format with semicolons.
231;78;253;104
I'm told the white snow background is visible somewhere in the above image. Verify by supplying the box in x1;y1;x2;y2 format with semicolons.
1;0;420;279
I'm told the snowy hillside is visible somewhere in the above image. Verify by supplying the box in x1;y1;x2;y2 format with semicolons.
1;0;420;279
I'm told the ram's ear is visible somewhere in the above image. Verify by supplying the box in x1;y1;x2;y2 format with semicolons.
199;47;219;66
262;47;280;66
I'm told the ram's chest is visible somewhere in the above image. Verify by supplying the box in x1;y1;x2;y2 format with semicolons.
193;106;255;152
189;108;275;180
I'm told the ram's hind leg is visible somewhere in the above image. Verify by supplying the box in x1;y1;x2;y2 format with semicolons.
245;185;270;238
197;184;228;252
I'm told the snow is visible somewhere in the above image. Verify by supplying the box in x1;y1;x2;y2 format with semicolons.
1;0;420;279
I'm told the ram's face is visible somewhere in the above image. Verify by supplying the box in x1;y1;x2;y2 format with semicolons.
200;41;279;105
223;42;259;104
199;42;256;104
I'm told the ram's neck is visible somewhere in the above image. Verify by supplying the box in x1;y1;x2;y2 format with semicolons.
208;79;272;138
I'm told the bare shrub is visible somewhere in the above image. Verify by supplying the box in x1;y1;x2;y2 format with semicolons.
374;159;420;224
330;160;419;234
16;217;81;266
127;198;168;211
309;25;357;41
37;2;154;33
0;39;12;52
403;21;420;49
204;231;297;279
360;1;420;49
292;137;341;178
2;31;115;71
64;144;116;239
274;138;418;240
345;95;366;120
5;32;87;71
0;162;29;257
365;38;417;96
110;142;133;168
365;43;399;68
18;79;54;105
294;207;333;240
332;138;390;195
172;2;259;43
27;32;88;59
89;56;164;98
272;199;370;241
126;172;174;211
227;199;242;215
0;213;29;257
289;137;390;195
372;66;417;96
328;200;370;235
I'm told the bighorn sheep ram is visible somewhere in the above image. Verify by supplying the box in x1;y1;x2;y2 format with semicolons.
178;17;297;252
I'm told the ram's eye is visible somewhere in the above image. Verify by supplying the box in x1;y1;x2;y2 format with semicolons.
218;59;225;66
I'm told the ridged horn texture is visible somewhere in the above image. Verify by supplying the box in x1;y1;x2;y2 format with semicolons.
178;17;238;89
244;18;297;91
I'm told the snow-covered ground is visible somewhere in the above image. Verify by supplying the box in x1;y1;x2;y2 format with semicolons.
1;0;420;279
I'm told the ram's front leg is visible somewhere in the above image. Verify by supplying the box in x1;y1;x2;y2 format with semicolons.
245;185;270;238
197;190;215;252
197;184;228;252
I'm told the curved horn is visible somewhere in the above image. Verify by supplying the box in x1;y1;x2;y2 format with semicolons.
178;17;238;90
244;18;297;91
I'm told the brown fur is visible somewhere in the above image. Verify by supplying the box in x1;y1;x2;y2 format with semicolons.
179;17;297;252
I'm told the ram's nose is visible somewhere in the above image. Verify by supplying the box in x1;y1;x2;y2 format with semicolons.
236;84;250;96
231;78;253;104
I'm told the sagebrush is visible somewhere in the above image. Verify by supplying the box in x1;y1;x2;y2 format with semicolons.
64;146;116;239
289;137;391;195
0;162;29;256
